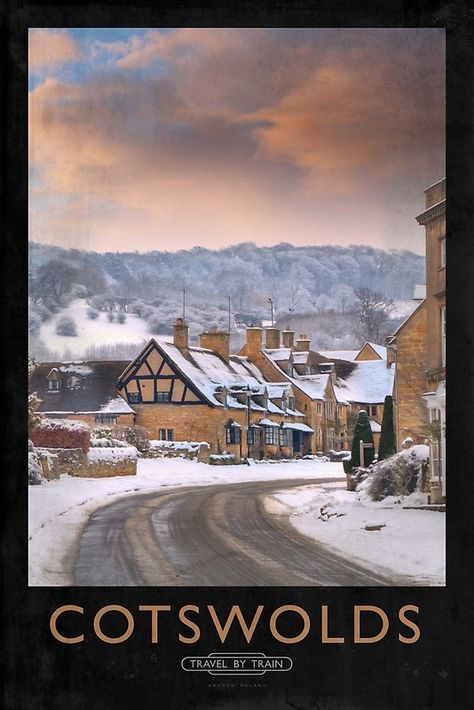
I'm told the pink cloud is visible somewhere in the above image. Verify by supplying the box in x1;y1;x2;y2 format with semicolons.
29;29;82;71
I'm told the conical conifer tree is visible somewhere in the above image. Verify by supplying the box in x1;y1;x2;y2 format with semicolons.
377;395;396;461
350;409;375;468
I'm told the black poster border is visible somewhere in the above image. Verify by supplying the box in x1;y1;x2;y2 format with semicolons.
3;2;474;708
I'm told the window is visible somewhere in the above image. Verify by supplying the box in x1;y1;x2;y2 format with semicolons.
326;401;333;417
264;426;277;445
158;428;174;441
95;414;117;425
247;427;259;446
366;405;377;417
288;397;295;411
279;428;289;447
441;306;446;367
316;402;322;414
225;425;241;444
156;391;170;403
128;392;141;404
440;237;446;267
48;379;60;391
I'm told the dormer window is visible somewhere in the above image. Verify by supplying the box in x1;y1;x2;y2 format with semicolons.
46;368;61;391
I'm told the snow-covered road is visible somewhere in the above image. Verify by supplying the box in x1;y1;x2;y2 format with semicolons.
28;457;445;587
29;457;344;586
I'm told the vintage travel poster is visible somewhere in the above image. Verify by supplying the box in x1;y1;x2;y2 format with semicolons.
3;4;474;709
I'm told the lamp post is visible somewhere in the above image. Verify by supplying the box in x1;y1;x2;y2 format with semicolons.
246;385;252;459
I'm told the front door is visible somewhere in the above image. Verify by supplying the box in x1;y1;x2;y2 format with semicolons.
292;430;302;453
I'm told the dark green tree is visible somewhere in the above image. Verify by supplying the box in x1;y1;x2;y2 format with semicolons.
350;410;375;468
378;395;396;461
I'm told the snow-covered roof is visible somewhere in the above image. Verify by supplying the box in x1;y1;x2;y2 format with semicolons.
292;374;330;401
364;342;387;359
98;397;135;414
413;284;426;300
334;361;394;404
29;361;132;415
282;422;314;433
155;339;266;407
318;350;359;361
259;418;279;427
370;420;382;433
265;348;292;362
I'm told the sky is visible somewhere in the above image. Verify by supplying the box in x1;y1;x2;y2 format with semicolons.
29;28;445;255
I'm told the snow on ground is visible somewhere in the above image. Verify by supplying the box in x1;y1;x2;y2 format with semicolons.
29;457;344;586
264;485;445;585
39;299;149;356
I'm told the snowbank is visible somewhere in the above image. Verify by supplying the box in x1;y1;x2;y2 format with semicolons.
264;484;445;585
87;446;138;463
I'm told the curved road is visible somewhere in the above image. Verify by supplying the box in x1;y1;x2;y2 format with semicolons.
74;479;404;586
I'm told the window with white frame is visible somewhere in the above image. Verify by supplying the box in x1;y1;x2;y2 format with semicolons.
440;237;446;267
48;379;60;391
225;425;241;445
158;428;174;441
366;405;377;417
95;414;117;425
279;428;289;446
128;392;140;403
264;426;277;445
156;391;171;403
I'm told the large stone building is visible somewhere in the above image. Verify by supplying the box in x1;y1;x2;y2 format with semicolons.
388;177;446;501
418;178;446;501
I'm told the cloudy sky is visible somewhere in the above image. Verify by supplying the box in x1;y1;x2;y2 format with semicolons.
29;28;445;254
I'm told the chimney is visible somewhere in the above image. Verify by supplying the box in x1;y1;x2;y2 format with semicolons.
265;327;280;349
295;334;311;351
200;327;230;363
173;317;189;350
246;327;263;361
281;329;295;349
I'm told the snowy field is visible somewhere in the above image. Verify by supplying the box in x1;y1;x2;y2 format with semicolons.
264;485;445;585
39;299;149;356
28;457;344;586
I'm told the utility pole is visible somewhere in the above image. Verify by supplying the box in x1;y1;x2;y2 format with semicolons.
268;297;274;325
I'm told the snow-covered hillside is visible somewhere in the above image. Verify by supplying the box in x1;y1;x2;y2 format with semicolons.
38;299;149;357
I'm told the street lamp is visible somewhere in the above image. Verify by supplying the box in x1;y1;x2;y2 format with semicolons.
246;385;252;459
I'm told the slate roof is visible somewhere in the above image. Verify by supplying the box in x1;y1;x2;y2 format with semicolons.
29;361;134;414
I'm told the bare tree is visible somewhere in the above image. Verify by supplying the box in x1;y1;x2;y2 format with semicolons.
354;288;394;343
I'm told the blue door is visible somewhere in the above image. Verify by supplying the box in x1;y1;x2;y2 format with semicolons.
292;430;302;453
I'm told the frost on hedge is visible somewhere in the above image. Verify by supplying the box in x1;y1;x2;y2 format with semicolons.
356;445;430;501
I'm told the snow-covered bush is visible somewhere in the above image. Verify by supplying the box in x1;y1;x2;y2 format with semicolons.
117;312;126;324
28;392;42;436
91;426;128;448
28;447;43;485
87;308;99;320
116;425;150;454
357;445;429;501
31;418;91;453
56;316;78;337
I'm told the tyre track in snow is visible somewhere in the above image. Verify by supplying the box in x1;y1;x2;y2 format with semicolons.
74;478;405;586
